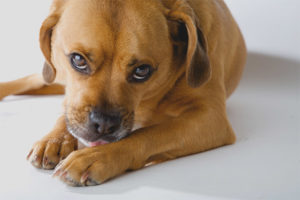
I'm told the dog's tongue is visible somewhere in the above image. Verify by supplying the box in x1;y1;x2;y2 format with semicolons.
89;140;109;147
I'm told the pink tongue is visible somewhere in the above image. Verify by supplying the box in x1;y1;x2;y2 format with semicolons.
89;140;109;147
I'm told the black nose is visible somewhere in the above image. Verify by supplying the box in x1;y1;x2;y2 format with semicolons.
89;110;121;136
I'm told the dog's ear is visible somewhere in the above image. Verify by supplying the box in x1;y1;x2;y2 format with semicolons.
166;2;211;88
39;0;66;84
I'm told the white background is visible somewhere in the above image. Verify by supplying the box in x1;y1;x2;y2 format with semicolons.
0;0;299;200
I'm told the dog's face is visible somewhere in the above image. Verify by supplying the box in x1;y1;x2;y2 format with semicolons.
40;0;211;147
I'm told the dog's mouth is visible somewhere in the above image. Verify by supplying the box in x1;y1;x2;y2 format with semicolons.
65;108;134;147
66;120;132;147
85;131;129;147
88;139;109;147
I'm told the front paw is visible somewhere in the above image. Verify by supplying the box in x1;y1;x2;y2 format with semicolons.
27;133;77;170
53;146;130;186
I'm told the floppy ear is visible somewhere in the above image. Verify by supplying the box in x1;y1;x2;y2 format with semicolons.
39;0;65;84
167;3;211;88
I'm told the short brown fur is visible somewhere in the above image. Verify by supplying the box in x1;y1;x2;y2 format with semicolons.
0;0;246;186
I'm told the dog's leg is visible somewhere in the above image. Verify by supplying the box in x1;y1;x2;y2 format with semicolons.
0;74;64;100
27;115;77;170
53;99;235;186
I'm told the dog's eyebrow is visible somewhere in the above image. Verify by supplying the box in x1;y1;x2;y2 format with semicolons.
68;45;96;63
128;59;138;67
79;50;95;63
128;58;157;69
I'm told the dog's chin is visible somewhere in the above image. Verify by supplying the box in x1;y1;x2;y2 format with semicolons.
88;139;110;147
73;134;123;148
67;125;131;147
76;136;112;148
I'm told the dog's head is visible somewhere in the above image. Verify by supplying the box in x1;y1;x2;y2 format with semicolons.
40;0;211;147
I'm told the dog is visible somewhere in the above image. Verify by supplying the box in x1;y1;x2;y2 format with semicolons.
0;0;246;186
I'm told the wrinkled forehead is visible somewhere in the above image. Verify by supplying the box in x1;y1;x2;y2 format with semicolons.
56;0;169;60
56;0;120;56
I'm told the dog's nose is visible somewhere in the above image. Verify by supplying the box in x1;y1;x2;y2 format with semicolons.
89;110;121;135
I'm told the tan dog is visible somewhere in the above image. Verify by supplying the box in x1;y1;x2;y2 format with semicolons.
0;0;246;186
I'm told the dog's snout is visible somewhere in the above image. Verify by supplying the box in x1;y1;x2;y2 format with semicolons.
89;110;121;136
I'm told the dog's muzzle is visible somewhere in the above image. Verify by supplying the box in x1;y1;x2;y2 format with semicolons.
66;107;133;147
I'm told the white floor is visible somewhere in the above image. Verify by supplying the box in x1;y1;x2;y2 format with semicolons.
0;1;299;200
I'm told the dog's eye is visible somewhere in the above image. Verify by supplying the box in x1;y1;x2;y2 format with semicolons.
131;64;153;82
70;53;90;73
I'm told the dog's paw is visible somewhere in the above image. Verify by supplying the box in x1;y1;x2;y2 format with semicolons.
27;134;77;170
52;145;129;186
